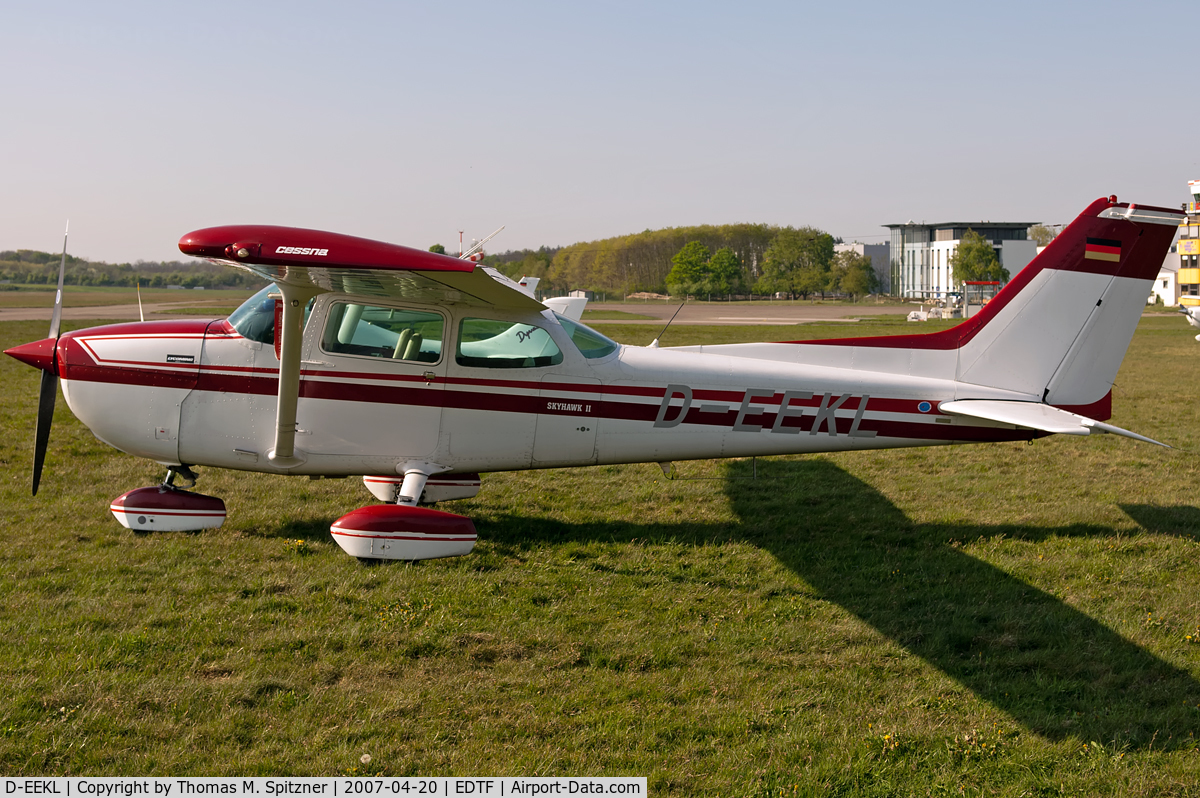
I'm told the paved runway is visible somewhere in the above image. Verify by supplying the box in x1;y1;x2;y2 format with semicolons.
583;301;905;325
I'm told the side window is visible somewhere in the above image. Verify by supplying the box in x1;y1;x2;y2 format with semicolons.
321;302;444;363
456;318;563;369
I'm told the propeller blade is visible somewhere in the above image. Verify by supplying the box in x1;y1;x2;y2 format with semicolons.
32;221;68;495
48;222;68;340
32;369;57;496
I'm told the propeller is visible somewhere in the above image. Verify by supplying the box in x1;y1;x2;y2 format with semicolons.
31;222;69;496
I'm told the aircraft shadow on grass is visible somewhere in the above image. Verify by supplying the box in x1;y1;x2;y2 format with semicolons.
474;458;1200;751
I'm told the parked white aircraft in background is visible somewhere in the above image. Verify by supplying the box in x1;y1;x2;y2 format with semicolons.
5;196;1183;561
1179;304;1200;340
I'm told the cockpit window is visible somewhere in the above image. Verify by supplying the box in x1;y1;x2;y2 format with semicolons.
321;302;444;363
456;318;563;368
557;315;620;359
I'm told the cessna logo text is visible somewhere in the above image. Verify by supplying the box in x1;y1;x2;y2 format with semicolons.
275;246;329;256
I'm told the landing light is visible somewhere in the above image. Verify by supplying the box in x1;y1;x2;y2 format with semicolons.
224;242;260;259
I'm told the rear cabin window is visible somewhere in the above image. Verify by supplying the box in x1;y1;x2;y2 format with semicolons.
456;318;563;369
321;302;444;363
557;315;620;359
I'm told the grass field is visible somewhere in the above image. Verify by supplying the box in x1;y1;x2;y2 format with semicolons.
0;286;257;309
1;310;1199;794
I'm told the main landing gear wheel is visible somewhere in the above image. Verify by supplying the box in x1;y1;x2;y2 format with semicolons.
334;470;479;561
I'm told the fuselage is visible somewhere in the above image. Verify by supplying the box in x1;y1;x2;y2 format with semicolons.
52;288;1041;478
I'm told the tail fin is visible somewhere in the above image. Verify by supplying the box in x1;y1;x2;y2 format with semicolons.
955;197;1181;406
789;197;1182;412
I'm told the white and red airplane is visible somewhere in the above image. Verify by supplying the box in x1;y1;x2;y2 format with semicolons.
5;196;1183;561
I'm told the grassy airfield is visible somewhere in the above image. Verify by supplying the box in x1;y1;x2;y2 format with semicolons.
1;301;1199;795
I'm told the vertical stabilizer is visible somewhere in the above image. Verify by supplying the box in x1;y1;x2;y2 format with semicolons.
776;198;1182;415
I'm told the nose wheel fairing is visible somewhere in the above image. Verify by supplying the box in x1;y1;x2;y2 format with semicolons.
110;485;226;533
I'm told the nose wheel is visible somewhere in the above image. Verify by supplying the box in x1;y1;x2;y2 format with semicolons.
110;465;226;533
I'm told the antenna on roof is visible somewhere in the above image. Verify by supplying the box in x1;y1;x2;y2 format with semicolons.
649;302;686;348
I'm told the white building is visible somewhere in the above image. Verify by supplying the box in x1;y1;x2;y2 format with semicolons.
834;242;891;294
1152;252;1180;306
883;221;1037;299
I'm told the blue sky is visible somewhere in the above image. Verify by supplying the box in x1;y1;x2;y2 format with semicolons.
2;0;1196;263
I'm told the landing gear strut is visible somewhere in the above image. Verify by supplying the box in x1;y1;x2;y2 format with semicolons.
163;465;199;490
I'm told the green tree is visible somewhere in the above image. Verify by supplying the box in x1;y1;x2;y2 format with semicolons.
830;250;878;300
665;241;711;296
950;229;1009;287
757;227;834;299
1028;224;1057;248
428;244;447;255
706;247;742;296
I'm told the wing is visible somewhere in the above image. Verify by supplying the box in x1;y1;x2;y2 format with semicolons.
178;224;543;311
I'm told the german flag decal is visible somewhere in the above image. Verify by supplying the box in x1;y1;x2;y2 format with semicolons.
1085;237;1121;262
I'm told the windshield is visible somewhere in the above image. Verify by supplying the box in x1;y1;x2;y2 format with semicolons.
228;284;277;344
228;284;313;345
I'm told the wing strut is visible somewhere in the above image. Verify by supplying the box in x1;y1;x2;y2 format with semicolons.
267;283;320;468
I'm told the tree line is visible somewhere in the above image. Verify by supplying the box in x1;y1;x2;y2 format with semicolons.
666;229;878;301
480;223;799;296
475;223;880;300
477;222;1050;299
0;250;267;289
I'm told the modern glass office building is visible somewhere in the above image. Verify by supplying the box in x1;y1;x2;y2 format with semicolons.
883;221;1037;298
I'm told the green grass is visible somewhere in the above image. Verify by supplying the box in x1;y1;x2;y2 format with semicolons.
593;315;961;347
147;307;238;317
0;286;257;309
1;315;1199;793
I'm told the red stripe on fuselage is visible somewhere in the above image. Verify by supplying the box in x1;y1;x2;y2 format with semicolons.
58;353;1031;444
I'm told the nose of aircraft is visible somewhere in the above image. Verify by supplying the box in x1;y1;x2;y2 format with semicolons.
5;336;58;374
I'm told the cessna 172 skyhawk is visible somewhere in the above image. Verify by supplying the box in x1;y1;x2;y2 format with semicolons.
5;196;1184;561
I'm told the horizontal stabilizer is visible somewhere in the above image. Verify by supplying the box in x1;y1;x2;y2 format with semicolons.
543;296;588;320
939;400;1169;448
